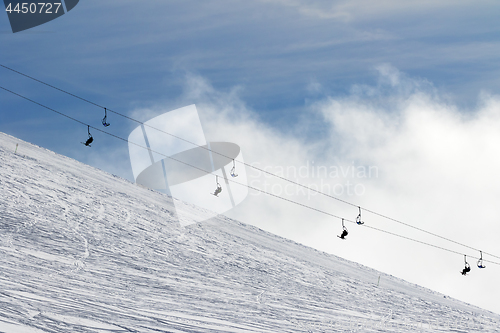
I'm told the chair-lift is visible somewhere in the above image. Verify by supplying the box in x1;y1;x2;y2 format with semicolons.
230;159;238;178
461;255;471;275
338;218;348;240
477;251;486;269
212;175;222;197
356;206;364;225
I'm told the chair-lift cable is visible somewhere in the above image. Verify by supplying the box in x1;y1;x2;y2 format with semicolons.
1;63;497;261
2;82;500;265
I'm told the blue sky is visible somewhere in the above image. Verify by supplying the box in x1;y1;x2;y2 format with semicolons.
2;0;500;314
2;1;500;150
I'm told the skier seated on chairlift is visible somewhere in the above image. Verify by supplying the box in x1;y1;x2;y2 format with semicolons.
339;228;348;240
84;136;93;147
338;218;348;240
213;185;222;197
82;125;93;147
461;263;471;276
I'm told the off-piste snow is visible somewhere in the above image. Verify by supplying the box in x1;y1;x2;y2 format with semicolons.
0;131;499;332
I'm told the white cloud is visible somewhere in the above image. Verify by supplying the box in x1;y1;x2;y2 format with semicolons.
306;79;323;95
310;70;500;313
131;68;500;314
259;0;351;20
259;0;474;21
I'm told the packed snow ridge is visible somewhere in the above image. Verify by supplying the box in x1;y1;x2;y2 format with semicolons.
0;131;499;333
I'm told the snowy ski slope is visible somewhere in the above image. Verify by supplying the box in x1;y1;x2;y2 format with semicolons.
0;131;499;333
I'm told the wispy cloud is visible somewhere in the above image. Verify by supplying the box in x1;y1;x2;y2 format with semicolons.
259;0;474;20
259;0;352;20
132;67;500;315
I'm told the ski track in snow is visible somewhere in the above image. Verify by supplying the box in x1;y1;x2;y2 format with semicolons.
0;132;499;333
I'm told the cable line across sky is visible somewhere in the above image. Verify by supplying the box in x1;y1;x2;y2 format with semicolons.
1;69;499;269
2;63;498;263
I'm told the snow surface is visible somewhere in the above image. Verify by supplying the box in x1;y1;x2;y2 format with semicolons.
0;131;499;333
